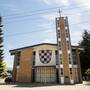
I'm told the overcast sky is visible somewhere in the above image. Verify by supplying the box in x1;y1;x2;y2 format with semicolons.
0;0;90;69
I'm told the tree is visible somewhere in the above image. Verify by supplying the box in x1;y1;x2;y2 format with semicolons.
85;68;90;76
0;16;5;78
79;30;90;76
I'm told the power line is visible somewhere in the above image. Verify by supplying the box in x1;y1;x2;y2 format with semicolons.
3;7;90;24
4;27;55;37
2;1;90;39
3;2;90;21
3;1;90;18
4;19;90;38
4;9;90;24
71;20;90;25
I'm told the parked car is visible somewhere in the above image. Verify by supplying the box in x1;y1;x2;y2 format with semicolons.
4;76;13;84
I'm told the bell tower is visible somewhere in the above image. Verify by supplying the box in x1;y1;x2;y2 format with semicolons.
56;12;74;84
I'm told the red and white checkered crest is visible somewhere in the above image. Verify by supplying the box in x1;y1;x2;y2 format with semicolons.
39;50;52;64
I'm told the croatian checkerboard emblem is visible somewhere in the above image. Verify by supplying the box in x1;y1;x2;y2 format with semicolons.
39;50;52;64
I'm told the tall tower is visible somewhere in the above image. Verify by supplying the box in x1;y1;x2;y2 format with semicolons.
56;15;74;84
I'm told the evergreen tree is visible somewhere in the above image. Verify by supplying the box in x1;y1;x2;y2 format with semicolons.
0;16;5;78
79;30;90;76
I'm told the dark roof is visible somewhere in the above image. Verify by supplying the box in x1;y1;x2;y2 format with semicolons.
9;43;56;52
9;43;80;53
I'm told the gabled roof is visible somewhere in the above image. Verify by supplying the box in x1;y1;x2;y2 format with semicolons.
9;43;80;55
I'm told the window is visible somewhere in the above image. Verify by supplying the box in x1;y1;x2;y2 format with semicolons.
70;68;72;74
55;50;58;65
58;34;60;38
58;33;60;38
72;50;77;64
67;41;70;50
57;30;60;38
61;68;63;75
32;51;36;66
66;29;68;33
64;19;68;26
60;60;62;64
58;41;61;46
17;52;21;66
68;54;71;64
66;32;68;36
60;54;62;64
57;20;59;27
60;54;62;57
58;44;62;50
58;41;61;50
59;47;62;50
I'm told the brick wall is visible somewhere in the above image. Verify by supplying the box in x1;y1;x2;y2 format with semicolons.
17;48;33;82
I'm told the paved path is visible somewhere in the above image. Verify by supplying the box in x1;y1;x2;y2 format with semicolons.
0;79;4;84
0;84;90;90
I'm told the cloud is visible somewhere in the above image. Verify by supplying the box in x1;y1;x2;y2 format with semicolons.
41;12;58;21
76;0;90;9
69;13;81;25
42;0;70;6
40;10;82;45
39;0;90;46
43;30;56;43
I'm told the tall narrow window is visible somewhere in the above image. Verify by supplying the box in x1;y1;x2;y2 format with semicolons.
66;29;68;33
57;30;60;38
57;20;59;27
55;50;58;65
32;51;36;66
66;32;69;38
67;41;70;50
61;68;63;76
68;54;71;64
58;41;61;48
72;50;77;64
17;52;21;66
60;54;62;64
64;19;68;26
70;68;72;74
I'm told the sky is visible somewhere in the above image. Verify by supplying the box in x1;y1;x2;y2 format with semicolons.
0;0;90;69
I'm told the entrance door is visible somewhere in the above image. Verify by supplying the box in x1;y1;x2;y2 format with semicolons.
35;67;56;83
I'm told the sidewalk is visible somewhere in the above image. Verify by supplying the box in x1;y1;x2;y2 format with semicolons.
0;79;5;85
0;84;90;90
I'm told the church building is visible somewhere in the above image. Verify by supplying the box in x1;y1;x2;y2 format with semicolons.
9;16;82;84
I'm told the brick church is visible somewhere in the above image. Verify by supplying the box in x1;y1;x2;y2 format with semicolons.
9;16;82;84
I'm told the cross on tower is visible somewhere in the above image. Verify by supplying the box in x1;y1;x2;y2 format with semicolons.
58;9;62;17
